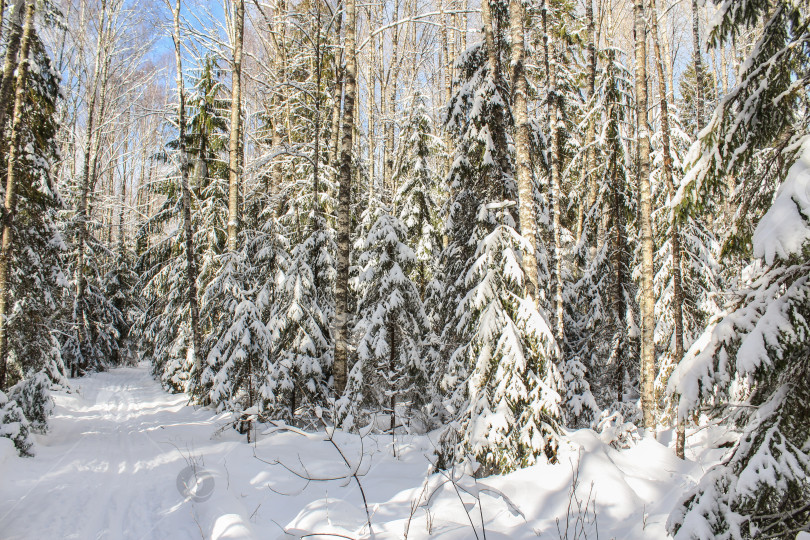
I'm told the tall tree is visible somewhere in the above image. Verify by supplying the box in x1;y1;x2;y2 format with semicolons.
649;0;686;457
436;0;562;473
508;0;540;306
227;0;244;251
69;0;107;376
333;0;358;397
633;0;656;431
167;0;202;391
0;0;34;388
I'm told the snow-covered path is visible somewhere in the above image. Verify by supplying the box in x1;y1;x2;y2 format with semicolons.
0;364;719;539
0;364;237;539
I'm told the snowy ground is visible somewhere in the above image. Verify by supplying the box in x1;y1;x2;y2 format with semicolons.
0;364;728;539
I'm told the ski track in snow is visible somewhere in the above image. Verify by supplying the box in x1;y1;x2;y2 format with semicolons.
0;363;724;539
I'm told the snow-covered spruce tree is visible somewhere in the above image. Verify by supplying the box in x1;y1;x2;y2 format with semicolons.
203;226;285;413
0;389;32;456
264;207;336;419
392;92;444;298
566;47;638;421
187;56;229;289
8;371;54;433
62;229;128;374
269;164;335;421
435;0;562;472
269;221;334;422
445;202;563;473
392;93;444;420
142;57;229;396
195;66;255;406
651;106;722;429
346;208;432;430
1;10;71;390
138;155;199;393
257;20;339;421
667;2;810;538
431;43;499;397
101;245;141;367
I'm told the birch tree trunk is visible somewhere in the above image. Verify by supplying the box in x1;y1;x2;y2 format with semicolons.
508;0;540;306
633;0;656;431
440;0;451;106
380;43;388;197
367;13;375;191
227;0;244;251
333;0;358;396
0;0;34;388
168;0;202;387
385;11;398;199
691;0;705;133
651;0;686;457
576;0;597;243
118;117;128;253
328;9;343;168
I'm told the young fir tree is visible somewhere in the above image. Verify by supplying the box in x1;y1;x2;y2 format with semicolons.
62;241;127;374
203;227;284;413
142;59;229;395
8;371;54;433
138;159;198;392
392;92;444;418
196;57;261;407
566;48;638;423
392;92;443;298
270;153;336;421
0;388;32;456
188;56;229;283
261;17;338;421
101;246;141;367
347;207;432;430
436;0;562;472
668;2;810;538
431;43;500;394
269;222;334;421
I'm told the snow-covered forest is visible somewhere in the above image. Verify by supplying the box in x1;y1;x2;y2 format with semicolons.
0;0;809;537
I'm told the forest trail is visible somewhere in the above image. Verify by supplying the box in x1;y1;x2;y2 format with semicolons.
0;364;717;539
0;363;437;539
0;363;236;540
